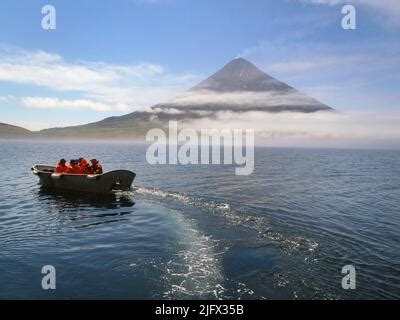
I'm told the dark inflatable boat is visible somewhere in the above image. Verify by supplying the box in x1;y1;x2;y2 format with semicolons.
31;164;136;193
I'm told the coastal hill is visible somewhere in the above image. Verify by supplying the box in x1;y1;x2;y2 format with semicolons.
0;123;31;139
0;58;333;139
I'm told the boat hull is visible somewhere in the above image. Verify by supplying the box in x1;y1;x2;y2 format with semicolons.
32;165;136;193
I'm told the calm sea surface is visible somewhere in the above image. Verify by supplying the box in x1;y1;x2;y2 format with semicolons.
0;141;399;299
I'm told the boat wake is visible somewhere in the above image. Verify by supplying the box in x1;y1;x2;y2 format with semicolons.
154;210;227;299
130;186;231;210
126;186;322;299
129;186;319;256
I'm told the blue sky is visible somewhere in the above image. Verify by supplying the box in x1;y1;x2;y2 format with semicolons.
0;0;399;130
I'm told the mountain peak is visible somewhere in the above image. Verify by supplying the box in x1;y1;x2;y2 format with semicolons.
191;57;293;93
225;57;256;68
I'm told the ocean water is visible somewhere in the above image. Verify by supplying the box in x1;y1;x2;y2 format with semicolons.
0;140;399;299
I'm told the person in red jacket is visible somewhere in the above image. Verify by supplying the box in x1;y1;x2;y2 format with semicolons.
55;159;68;173
78;157;88;172
89;158;103;174
67;159;83;174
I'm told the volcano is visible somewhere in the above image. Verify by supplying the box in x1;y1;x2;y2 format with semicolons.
152;57;332;113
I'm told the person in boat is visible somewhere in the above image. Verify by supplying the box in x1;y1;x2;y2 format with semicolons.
55;158;68;173
83;163;92;174
89;158;103;174
67;159;84;174
78;157;88;172
78;157;88;168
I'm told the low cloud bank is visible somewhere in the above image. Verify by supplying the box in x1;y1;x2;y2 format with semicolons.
177;109;400;148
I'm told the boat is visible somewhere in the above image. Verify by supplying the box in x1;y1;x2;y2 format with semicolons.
31;164;136;193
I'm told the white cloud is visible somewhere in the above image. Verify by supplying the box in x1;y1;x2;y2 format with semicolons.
0;47;202;112
21;97;116;112
0;95;15;102
269;56;362;72
150;107;185;115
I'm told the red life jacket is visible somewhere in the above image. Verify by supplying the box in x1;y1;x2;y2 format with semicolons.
79;159;88;171
55;164;68;173
67;164;83;174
